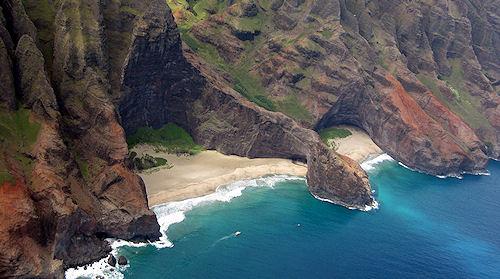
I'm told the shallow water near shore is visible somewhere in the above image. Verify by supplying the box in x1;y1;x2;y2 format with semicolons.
69;159;500;278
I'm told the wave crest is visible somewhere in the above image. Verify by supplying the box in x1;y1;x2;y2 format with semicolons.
361;154;395;171
152;175;306;247
65;175;305;278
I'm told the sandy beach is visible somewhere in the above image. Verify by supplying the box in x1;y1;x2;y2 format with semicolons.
133;146;307;206
135;125;382;206
330;125;383;162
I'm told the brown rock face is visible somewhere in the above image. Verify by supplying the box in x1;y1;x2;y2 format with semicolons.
0;1;160;277
0;37;15;110
178;0;498;173
184;56;373;209
116;0;374;210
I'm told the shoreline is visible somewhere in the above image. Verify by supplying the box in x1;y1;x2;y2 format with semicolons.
132;146;307;207
134;125;383;207
329;125;383;162
65;144;389;278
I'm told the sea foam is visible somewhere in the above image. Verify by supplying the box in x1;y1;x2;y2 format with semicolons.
65;242;129;279
152;175;306;247
312;193;379;212
360;154;395;171
65;175;304;279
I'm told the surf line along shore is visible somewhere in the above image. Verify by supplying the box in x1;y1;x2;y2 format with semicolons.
134;125;383;206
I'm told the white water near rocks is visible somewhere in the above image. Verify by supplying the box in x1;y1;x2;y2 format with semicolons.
65;154;398;278
360;154;395;171
65;175;305;278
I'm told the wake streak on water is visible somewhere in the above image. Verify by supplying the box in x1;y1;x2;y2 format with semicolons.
65;175;305;279
65;154;419;278
65;155;399;279
210;232;241;248
64;154;402;278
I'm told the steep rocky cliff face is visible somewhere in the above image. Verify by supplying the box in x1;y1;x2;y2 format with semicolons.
0;0;498;277
0;1;160;277
116;0;373;208
173;0;499;175
1;0;375;277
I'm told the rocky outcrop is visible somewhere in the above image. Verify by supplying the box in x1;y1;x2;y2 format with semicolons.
119;0;194;133
318;70;488;176
178;0;498;174
116;0;374;209
0;37;15;110
183;53;373;208
117;255;128;266
1;0;498;277
108;254;117;267
15;35;58;119
0;1;160;277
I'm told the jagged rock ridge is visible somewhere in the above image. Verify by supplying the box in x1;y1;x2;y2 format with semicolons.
0;0;498;277
0;0;377;277
176;0;499;175
0;1;161;277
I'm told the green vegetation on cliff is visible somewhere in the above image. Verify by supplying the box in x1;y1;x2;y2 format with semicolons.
74;154;89;180
318;127;352;150
129;152;172;171
276;94;313;123
0;109;41;184
127;123;203;155
21;0;56;72
0;109;41;150
181;31;276;111
168;0;315;125
0;171;13;185
417;61;493;132
167;0;223;31
319;127;352;141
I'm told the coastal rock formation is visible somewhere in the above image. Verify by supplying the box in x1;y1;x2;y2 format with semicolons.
0;1;160;277
175;0;499;175
118;255;128;266
117;0;373;208
108;255;117;267
0;0;498;277
184;54;373;208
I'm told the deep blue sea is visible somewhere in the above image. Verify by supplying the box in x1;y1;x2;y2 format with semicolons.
67;158;500;279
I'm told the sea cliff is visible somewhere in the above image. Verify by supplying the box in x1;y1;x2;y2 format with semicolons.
0;0;498;277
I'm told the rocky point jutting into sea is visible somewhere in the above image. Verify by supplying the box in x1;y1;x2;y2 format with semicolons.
0;0;498;277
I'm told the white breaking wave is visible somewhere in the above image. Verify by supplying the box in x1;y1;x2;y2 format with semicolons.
152;175;306;248
312;193;379;212
360;154;395;171
65;258;126;279
398;162;490;179
65;175;304;279
65;240;129;279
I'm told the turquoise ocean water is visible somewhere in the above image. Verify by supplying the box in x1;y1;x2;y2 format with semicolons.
67;157;500;279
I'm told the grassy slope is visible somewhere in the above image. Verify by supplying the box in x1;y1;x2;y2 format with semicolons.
169;0;314;122
127;123;203;155
0;109;41;185
416;59;493;133
319;127;352;142
21;0;56;73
